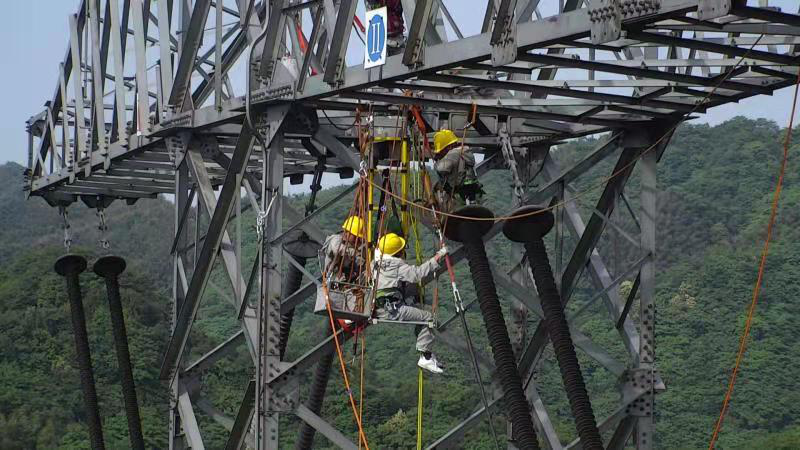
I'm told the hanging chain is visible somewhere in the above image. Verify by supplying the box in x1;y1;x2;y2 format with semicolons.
60;206;72;252
97;207;110;250
499;123;526;204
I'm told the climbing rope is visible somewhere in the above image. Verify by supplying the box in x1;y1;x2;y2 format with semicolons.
357;328;367;450
320;111;416;448
316;170;374;449
317;35;769;440
405;99;501;448
405;123;432;450
321;276;370;449
708;65;800;449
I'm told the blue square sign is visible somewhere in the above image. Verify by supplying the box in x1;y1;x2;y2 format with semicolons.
364;7;388;69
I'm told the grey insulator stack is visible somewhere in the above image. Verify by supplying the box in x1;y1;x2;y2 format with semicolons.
504;206;603;450
55;254;106;450
94;256;145;450
443;206;540;450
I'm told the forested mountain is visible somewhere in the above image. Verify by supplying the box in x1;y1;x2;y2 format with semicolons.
1;117;798;449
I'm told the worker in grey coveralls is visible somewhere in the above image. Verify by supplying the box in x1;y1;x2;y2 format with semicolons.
372;232;448;373
314;216;366;314
432;129;484;212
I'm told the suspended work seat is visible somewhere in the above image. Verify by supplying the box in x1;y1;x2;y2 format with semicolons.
370;318;434;327
315;280;374;322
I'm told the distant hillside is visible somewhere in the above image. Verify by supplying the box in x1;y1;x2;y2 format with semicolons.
1;117;799;448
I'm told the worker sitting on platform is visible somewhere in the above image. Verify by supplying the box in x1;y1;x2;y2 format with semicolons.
432;129;484;212
366;0;405;56
315;216;367;315
373;232;448;374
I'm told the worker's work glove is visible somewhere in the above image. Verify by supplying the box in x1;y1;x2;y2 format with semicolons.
436;246;449;258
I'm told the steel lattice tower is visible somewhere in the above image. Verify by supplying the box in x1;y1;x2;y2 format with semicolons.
23;0;800;448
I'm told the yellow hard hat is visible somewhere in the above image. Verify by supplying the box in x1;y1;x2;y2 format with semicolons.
377;233;406;256
433;129;459;154
342;216;365;238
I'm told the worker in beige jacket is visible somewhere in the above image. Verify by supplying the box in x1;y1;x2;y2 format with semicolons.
372;232;447;373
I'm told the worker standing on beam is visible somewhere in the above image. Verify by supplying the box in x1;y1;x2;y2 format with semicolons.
366;0;405;55
314;216;367;314
373;233;448;374
432;129;484;212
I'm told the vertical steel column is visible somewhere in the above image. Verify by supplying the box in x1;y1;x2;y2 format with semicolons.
214;0;223;110
108;0;129;143
170;157;190;450
55;254;106;450
58;64;74;168
257;127;285;450
87;0;107;158
157;0;175;114
68;14;88;160
635;147;657;450
443;206;540;450
504;206;603;450
131;0;150;134
94;256;145;450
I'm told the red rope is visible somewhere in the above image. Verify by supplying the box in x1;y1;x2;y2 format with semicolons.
708;66;800;449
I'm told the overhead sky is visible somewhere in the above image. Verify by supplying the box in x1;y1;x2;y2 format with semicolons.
1;0;797;167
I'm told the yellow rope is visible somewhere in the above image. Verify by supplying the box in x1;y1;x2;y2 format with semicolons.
408;127;426;450
417;366;424;450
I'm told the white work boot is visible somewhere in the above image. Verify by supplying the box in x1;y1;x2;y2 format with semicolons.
417;354;444;374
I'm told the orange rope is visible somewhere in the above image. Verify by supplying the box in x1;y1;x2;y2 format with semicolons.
358;330;367;440
708;65;800;449
325;33;766;447
469;102;478;126
321;276;370;449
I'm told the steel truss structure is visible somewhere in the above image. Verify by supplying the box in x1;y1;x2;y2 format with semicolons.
24;0;800;448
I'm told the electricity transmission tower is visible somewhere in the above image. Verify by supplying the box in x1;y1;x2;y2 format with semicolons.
23;0;800;448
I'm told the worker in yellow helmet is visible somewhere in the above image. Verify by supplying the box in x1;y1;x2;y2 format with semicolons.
373;232;448;373
432;129;484;211
314;216;367;314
